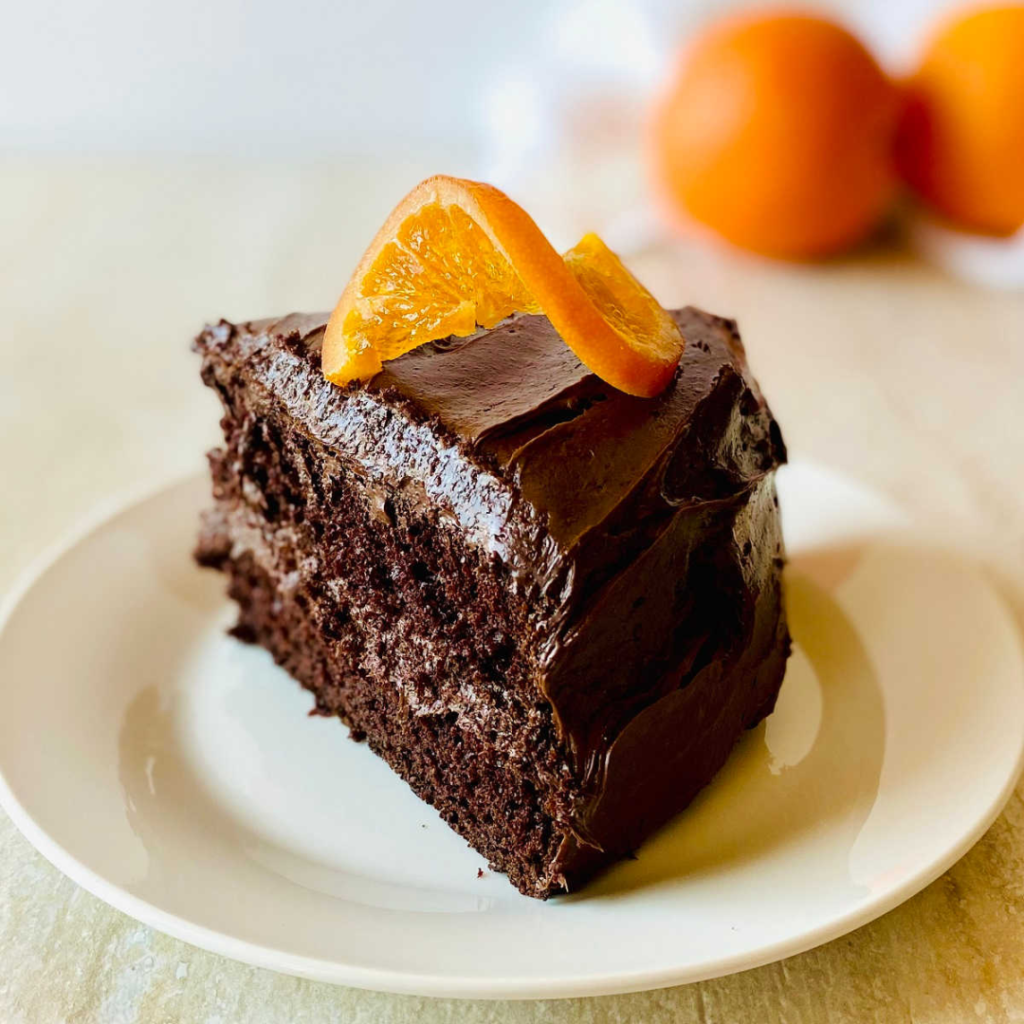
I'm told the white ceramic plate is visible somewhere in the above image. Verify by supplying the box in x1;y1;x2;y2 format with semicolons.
0;462;1022;999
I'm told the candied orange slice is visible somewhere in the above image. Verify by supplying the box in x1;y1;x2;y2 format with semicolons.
322;176;684;397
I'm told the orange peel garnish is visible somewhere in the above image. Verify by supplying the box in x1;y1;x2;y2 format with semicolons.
323;176;683;397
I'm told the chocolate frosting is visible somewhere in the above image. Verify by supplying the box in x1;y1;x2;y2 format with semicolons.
201;308;788;865
242;309;782;560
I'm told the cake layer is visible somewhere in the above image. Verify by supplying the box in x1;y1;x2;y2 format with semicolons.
195;308;789;896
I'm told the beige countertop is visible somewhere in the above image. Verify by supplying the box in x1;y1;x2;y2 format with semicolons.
2;155;1023;1023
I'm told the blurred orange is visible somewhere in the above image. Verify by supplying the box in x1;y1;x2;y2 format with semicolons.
895;5;1024;236
650;12;901;259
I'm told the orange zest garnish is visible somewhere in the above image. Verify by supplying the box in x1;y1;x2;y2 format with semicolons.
322;176;684;397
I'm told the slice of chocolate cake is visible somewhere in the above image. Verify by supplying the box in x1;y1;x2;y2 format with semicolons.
194;307;789;898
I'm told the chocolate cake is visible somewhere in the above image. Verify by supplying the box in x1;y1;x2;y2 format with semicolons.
194;307;789;898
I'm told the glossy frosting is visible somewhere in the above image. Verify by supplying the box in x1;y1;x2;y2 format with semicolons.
232;309;782;567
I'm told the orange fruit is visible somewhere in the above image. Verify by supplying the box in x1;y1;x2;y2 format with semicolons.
895;5;1024;235
650;12;901;259
323;176;684;398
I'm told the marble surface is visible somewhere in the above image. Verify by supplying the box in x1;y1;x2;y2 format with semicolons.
2;155;1023;1023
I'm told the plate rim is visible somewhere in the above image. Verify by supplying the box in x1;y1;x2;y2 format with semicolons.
1;464;1022;1000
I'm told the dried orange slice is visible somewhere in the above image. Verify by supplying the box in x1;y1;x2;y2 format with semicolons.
322;176;684;397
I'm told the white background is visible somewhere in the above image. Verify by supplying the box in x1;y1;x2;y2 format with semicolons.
2;0;951;158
